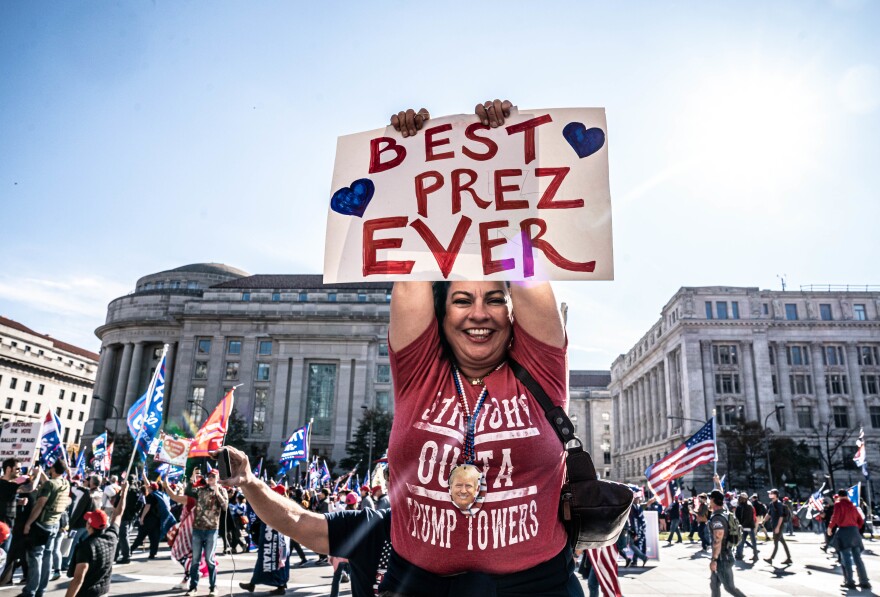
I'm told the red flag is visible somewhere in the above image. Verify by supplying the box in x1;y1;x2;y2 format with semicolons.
586;545;622;597
104;442;114;472
189;388;235;457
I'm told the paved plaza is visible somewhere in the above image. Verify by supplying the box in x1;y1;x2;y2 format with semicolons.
1;531;877;596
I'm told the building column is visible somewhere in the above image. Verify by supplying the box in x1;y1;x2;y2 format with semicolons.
809;343;831;427
96;344;118;417
659;363;670;438
700;341;715;422
650;370;659;440
639;377;647;444
163;342;178;420
845;342;868;426
740;342;759;422
123;342;145;414
775;343;796;430
623;388;631;449
627;387;635;448
112;343;133;417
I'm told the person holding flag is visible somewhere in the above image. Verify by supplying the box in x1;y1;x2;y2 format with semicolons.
828;488;871;590
125;345;168;473
22;459;70;597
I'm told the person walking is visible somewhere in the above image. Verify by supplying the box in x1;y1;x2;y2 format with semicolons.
666;498;683;544
114;476;139;565
186;468;227;597
0;459;23;554
763;488;792;566
734;492;758;562
708;489;747;597
827;489;871;590
750;494;769;541
62;475;101;572
22;460;71;597
694;494;711;551
129;483;161;559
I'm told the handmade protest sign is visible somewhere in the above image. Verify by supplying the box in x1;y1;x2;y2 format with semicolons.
324;107;613;282
155;432;192;467
0;421;42;462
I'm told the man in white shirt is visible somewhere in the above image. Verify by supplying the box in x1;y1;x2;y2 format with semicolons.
101;476;120;516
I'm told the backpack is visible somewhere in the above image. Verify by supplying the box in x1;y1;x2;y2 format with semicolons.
782;503;791;521
713;511;742;548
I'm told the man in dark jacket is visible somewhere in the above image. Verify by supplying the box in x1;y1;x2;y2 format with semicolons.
666;498;683;544
734;492;757;561
827;489;871;590
762;488;792;566
113;476;140;565
750;494;768;540
62;476;101;571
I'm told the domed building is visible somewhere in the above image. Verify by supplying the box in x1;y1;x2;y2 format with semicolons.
86;263;393;464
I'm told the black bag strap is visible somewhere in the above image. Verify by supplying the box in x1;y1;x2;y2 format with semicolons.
508;357;598;482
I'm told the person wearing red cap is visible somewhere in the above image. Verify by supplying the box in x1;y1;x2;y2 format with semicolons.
358;486;374;511
64;480;129;597
370;485;389;510
185;467;227;596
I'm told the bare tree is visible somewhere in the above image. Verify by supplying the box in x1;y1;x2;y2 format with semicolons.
812;422;856;489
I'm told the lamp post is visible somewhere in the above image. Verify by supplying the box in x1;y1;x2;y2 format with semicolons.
764;404;786;488
187;400;211;424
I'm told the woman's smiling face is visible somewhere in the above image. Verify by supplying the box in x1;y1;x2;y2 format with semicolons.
442;282;512;373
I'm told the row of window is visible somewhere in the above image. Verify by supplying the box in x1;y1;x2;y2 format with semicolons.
3;378;89;404
717;402;880;431
783;302;868;321
240;291;392;303
0;340;85;367
194;361;272;382
717;371;879;397
705;301;741;320
711;344;879;369
2;398;85;422
196;338;273;356
140;280;200;291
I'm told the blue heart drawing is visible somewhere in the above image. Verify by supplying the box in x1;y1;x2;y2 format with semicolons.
330;178;375;218
562;123;605;158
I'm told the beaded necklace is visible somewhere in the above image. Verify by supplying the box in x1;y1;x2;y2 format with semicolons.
452;362;506;464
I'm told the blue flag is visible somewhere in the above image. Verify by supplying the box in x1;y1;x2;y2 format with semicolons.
75;450;87;477
39;411;67;468
320;460;331;486
280;423;310;464
127;349;167;459
156;463;184;480
848;483;861;508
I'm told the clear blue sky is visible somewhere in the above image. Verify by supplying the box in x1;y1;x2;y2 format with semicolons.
1;0;877;369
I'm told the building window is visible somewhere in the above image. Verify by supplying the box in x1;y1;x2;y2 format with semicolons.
75;430;80;443
19;401;26;412
823;346;845;366
771;375;778;395
171;280;180;289
870;406;880;429
4;398;11;409
796;407;813;429
789;374;813;395
603;451;612;465
376;365;391;383
227;339;242;355
197;338;211;354
378;342;389;357
328;293;337;302
193;361;208;380
712;345;738;365
858;346;879;366
732;301;740;319
72;392;77;402
763;303;769;315
67;409;73;420
252;388;268;434
861;375;879;395
37;384;44;395
784;304;798;320
23;381;31;392
716;302;728;320
832;405;849;428
820;304;833;321
825;374;849;395
715;374;741;394
258;340;272;356
187;281;199;289
59;389;65;399
156;281;164;290
271;292;281;302
63;428;70;442
787;345;809;366
56;407;61;416
298;292;308;301
854;304;867;321
78;412;84;422
768;346;775;365
224;362;240;380
385;292;392;303
720;404;741;426
189;388;206;424
306;364;337;436
9;378;16;390
82;394;87;405
241;292;251;302
144;282;153;290
705;302;713;319
33;403;40;414
358;293;367;302
376;391;390;412
256;363;271;381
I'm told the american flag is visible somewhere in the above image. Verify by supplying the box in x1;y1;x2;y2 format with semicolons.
645;418;716;508
586;545;622;597
39;411;68;468
853;427;867;468
805;483;826;520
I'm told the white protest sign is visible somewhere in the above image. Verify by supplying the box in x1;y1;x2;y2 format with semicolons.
324;107;613;282
0;421;42;462
155;433;192;467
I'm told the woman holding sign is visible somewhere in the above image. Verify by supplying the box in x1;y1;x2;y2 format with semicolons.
383;101;580;596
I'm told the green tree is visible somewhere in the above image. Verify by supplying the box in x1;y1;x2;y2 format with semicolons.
339;408;393;480
768;437;820;494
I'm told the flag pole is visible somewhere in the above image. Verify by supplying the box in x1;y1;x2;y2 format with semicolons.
711;410;718;477
125;344;168;476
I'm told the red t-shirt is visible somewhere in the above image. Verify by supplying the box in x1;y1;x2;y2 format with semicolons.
388;318;569;575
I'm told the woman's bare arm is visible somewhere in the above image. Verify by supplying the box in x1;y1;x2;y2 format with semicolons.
389;282;435;352
509;282;565;348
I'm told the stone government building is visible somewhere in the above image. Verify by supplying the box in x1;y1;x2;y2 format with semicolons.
611;286;880;490
86;263;613;468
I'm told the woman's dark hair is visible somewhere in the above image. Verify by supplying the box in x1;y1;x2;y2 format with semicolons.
432;282;452;361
